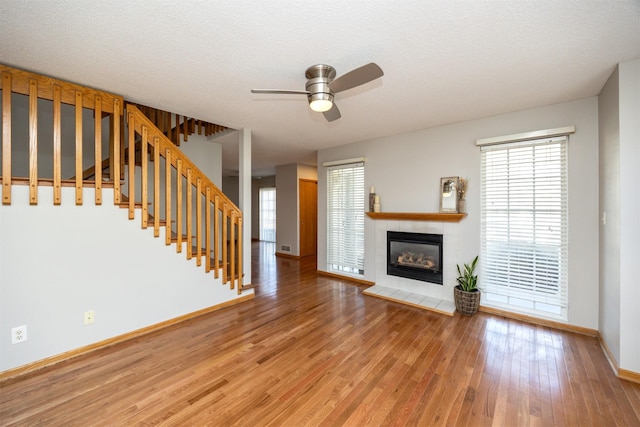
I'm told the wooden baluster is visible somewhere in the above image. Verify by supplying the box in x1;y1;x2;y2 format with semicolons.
119;114;125;182
165;148;172;246
28;79;38;205
176;159;183;253
112;99;121;204
230;211;236;289
205;186;211;273
51;85;62;205
94;95;102;205
237;216;243;293
213;195;220;279
183;116;188;142
75;90;83;205
127;111;135;219
153;136;160;237
175;114;180;146
222;203;228;284
186;168;193;260
141;125;148;229
2;71;12;205
196;178;202;267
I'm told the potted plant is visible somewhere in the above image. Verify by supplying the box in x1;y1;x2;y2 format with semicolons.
454;255;480;316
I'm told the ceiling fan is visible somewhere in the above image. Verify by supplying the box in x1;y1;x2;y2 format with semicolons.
251;62;384;122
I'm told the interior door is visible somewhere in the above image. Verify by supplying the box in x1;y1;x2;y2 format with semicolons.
299;179;317;257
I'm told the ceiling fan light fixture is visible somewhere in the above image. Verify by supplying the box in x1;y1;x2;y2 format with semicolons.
308;92;333;112
251;62;383;121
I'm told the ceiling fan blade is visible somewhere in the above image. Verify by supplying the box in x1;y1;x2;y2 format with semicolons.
251;89;309;95
330;63;383;93
323;103;341;122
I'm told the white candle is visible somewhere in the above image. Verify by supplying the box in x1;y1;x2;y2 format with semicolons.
370;186;375;194
374;195;380;203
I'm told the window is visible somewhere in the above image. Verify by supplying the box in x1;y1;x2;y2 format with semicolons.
480;135;568;319
327;161;365;276
259;187;276;242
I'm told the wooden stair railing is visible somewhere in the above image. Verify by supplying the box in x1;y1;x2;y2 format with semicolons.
131;103;229;146
0;64;244;293
121;105;243;292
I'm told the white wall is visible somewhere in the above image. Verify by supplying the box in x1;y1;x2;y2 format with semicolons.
179;134;223;189
275;164;317;256
275;164;298;255
318;97;600;329
598;67;621;362
597;58;640;375
618;59;640;373
0;186;246;372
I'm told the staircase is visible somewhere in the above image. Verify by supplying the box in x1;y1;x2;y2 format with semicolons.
0;64;246;293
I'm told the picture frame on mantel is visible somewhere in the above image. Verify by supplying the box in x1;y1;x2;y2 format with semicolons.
439;176;460;213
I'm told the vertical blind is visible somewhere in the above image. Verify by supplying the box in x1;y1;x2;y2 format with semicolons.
327;161;365;275
480;136;568;318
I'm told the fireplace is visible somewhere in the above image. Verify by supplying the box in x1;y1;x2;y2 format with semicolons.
387;231;443;284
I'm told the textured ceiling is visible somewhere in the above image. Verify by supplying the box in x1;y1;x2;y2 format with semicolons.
1;1;639;177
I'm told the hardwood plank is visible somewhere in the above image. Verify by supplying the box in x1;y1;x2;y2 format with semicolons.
1;241;639;426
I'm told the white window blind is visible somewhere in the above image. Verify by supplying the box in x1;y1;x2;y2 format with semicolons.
327;161;365;276
480;136;568;318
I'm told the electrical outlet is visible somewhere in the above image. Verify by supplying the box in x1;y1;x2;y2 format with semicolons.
84;310;95;325
11;325;27;344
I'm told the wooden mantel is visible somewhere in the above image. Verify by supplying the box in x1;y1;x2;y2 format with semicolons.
365;212;467;222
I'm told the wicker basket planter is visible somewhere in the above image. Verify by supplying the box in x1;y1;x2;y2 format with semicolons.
454;286;480;316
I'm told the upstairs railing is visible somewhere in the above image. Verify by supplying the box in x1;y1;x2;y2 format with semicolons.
0;64;243;292
1;64;123;206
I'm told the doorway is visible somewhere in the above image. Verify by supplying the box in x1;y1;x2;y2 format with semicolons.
259;187;276;242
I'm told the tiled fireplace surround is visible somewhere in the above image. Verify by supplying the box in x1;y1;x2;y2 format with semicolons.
363;219;460;315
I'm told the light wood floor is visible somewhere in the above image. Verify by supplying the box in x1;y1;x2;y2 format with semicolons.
1;241;639;426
